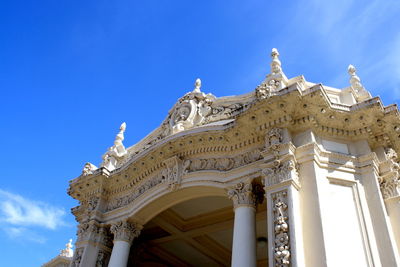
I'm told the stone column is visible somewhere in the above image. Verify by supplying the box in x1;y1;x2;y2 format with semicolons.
108;220;142;267
228;181;257;267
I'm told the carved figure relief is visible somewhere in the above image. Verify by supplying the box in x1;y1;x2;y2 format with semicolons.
272;190;291;267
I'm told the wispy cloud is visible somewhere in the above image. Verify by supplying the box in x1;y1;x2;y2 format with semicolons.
0;189;66;231
6;226;47;244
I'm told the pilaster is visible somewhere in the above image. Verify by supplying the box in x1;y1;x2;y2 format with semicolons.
261;128;304;267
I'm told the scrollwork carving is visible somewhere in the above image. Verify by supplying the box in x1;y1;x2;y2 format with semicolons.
263;160;298;187
96;249;110;267
380;148;400;199
162;156;182;191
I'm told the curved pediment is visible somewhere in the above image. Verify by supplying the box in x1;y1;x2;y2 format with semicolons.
69;49;400;212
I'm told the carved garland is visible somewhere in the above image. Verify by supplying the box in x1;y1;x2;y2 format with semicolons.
272;190;291;267
71;247;84;267
96;249;110;267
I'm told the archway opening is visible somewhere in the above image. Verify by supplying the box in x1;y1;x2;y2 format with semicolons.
127;195;267;266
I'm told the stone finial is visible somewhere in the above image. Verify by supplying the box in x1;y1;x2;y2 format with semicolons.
59;239;73;257
348;64;371;101
114;122;126;146
348;65;363;91
193;78;202;93
271;48;282;75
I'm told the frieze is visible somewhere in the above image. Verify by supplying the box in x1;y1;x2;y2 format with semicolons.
272;190;291;267
183;149;262;173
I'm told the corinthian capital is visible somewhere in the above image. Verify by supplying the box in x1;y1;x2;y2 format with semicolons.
110;221;142;243
227;181;256;209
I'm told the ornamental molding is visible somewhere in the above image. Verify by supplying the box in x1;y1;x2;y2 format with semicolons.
110;220;142;243
104;148;263;212
272;190;291;267
76;221;112;247
227;181;256;209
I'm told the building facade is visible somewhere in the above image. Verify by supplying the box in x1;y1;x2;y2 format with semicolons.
52;49;400;266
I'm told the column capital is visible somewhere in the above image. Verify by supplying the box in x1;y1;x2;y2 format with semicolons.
227;181;256;209
110;220;142;243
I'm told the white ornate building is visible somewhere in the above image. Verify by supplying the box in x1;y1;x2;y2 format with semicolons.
48;49;400;267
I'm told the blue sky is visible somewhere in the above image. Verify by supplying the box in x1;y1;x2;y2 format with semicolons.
0;0;399;266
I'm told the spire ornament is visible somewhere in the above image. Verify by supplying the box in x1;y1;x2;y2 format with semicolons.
101;122;128;171
256;48;288;99
193;78;202;93
347;64;371;102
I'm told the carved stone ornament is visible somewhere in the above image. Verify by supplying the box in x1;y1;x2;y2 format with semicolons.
82;162;98;176
110;221;142;243
348;64;371;102
263;160;299;188
96;249;110;267
71;247;84;267
183;149;262;173
77;222;99;242
59;239;73;257
227;181;256;209
87;197;99;212
162;156;183;191
272;190;291;267
380;148;400;199
266;128;284;148
256;48;288;100
100;122;128;172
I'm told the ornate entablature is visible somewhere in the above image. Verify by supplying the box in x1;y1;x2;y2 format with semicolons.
67;48;400;228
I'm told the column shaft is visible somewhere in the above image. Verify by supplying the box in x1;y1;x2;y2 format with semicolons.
231;206;257;267
108;241;131;267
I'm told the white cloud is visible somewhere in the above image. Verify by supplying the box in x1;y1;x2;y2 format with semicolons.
0;189;66;230
6;226;47;244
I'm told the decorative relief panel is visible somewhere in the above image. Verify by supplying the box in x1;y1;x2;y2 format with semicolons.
227;181;256;208
110;221;142;243
183;149;262;173
272;190;291;267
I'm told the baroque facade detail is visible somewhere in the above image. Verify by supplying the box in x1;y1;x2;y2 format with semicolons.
110;220;142;243
263;160;299;187
227;181;256;208
96;249;110;267
101;122;128;171
380;148;400;199
183;149;262;173
272;190;291;267
162;156;182;191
